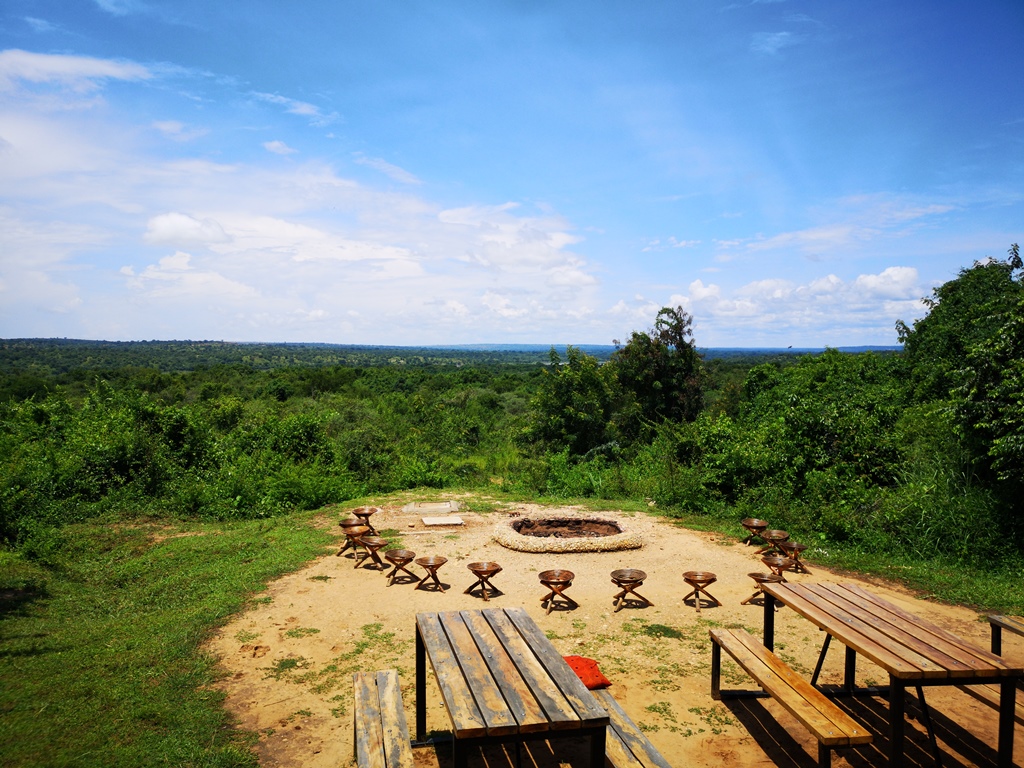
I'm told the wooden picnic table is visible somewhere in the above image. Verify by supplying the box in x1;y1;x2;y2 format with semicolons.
761;581;1023;768
415;606;608;768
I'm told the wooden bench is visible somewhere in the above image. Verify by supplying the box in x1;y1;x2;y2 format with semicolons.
353;669;415;768
957;615;1024;724
593;689;673;768
710;628;872;768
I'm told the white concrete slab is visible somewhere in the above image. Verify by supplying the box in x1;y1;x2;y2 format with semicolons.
421;516;464;526
402;501;461;514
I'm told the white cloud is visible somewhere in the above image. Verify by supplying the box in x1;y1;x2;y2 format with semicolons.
354;154;421;185
263;140;297;155
251;92;337;127
153;120;207;142
0;49;151;93
751;31;799;55
144;212;229;245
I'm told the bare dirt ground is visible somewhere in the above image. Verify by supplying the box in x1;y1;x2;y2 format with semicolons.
204;499;1024;768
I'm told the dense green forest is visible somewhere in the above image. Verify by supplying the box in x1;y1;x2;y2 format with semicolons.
2;248;1023;576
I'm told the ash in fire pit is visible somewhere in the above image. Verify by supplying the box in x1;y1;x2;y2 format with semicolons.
494;513;642;553
512;518;623;539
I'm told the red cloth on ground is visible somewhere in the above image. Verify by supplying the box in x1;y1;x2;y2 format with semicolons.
563;655;612;689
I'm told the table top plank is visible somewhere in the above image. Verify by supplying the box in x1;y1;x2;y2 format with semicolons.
813;583;994;678
837;584;1022;676
764;582;944;679
504;606;609;725
459;610;550;733
438;611;520;736
416;612;489;738
482;608;582;730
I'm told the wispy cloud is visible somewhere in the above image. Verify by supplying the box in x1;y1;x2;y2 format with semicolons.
751;31;800;55
251;91;338;127
354;153;422;185
263;140;297;155
0;48;151;92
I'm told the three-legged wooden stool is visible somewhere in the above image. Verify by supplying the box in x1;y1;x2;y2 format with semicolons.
777;540;811;574
683;571;721;613
465;562;503;601
354;535;388;570
757;529;790;555
741;517;769;546
336;518;363;556
611;568;652;612
339;525;370;560
414;556;448;592
539;569;577;614
761;554;796;582
741;571;784;607
384;549;417;586
351;506;379;535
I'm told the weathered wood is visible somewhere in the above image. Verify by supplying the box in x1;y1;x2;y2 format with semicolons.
813;583;992;677
438;611;519;736
504;606;609;725
711;628;872;748
990;615;1024;638
353;670;414;768
763;582;941;679
416;612;487;738
459;610;549;733
594;689;673;768
482;608;581;729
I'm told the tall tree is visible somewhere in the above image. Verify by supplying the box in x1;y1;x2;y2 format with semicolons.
530;346;616;455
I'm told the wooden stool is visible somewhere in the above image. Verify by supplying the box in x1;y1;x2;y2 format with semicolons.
539;569;577;615
351;506;379;535
336;517;363;556
682;571;721;613
414;556;448;592
757;529;790;555
761;555;796;582
777;541;811;574
354;535;388;570
340;525;370;560
384;549;417;586
741;517;769;546
741;572;784;607
465;562;503;601
610;568;652;612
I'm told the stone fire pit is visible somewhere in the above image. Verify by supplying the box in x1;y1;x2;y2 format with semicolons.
493;511;643;553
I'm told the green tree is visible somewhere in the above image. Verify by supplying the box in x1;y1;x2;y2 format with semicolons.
530;346;616;455
611;306;705;441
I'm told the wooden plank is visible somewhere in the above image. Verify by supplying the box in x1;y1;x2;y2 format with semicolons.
602;719;646;768
813;583;989;678
353;672;387;768
990;615;1024;639
375;671;414;768
416;612;488;738
483;608;580;730
712;629;872;746
837;584;1022;675
594;689;674;768
504;606;609;725
460;610;549;733
437;611;519;737
957;683;1024;725
764;583;942;679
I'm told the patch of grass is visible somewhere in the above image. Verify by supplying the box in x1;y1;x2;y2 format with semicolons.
284;626;321;639
0;513;331;768
235;629;260;644
688;705;735;735
307;574;332;582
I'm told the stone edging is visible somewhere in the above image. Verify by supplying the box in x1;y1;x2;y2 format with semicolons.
492;511;643;553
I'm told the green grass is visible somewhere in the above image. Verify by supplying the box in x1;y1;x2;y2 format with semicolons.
0;514;332;767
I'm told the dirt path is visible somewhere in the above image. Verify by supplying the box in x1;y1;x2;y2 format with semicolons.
205;501;1024;768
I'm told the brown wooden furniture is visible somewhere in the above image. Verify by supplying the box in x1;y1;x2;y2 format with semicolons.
610;568;652;612
337;517;364;556
538;569;577;615
340;525;371;561
760;581;1024;768
741;571;784;607
464;562;503;601
682;570;721;613
384;549;417;586
761;554;796;582
593;688;673;768
414;556;448;592
415;607;608;768
354;535;388;570
353;669;414;768
778;540;811;573
352;506;379;535
958;614;1024;725
710;627;872;768
757;528;790;554
741;517;769;546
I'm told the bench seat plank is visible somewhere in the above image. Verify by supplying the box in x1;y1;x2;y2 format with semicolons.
354;672;387;768
594;689;673;768
712;628;872;747
990;615;1024;637
354;670;414;768
375;671;415;768
958;683;1024;724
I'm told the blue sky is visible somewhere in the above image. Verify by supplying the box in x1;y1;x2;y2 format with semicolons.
1;1;1021;346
